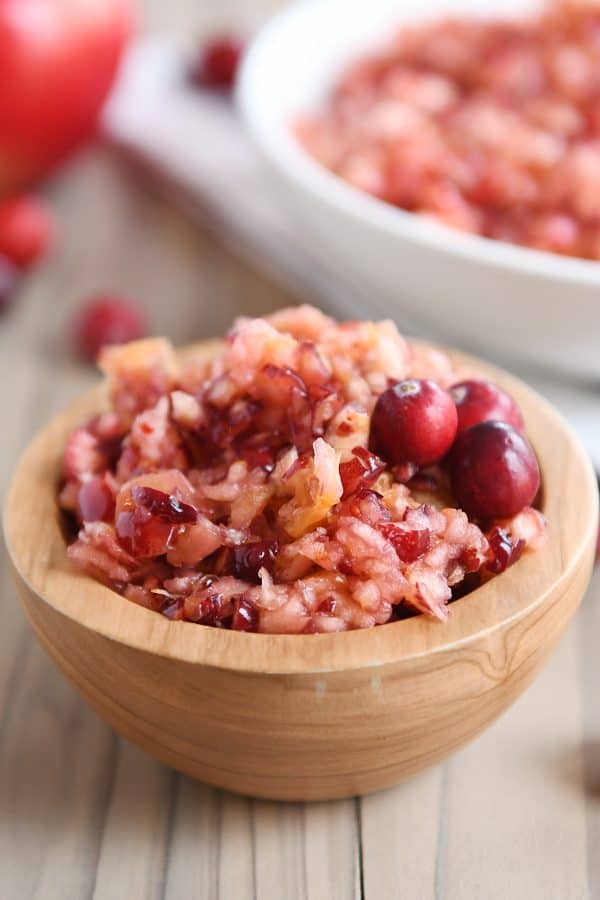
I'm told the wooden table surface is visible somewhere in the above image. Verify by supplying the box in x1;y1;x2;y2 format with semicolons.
1;2;600;898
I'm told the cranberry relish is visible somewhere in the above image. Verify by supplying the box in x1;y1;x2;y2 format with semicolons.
298;0;600;261
59;306;546;634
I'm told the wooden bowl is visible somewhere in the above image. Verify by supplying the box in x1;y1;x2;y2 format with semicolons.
4;342;598;801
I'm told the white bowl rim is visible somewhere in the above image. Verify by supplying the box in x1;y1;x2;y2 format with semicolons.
237;0;600;287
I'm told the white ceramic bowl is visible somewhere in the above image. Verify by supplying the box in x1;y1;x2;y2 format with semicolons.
237;0;600;380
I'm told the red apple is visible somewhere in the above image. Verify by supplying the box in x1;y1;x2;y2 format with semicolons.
0;0;134;194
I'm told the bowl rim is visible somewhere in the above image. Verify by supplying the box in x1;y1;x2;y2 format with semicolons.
236;0;600;286
4;338;598;675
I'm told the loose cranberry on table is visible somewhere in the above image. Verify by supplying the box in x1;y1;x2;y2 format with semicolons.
0;196;54;269
370;378;457;471
449;421;541;520
450;380;524;435
73;295;148;361
190;35;245;91
0;255;20;314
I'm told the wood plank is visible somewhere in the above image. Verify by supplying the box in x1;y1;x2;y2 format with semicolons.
303;801;361;900
360;767;443;900
218;793;255;900
252;798;360;900
161;778;222;900
91;744;172;900
579;567;600;899
0;640;116;900
439;620;588;900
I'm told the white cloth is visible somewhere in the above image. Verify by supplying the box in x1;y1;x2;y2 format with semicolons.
103;38;600;470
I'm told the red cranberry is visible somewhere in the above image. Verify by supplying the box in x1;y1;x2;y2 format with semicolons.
380;522;431;563
340;488;390;525
370;378;457;468
0;255;20;313
198;593;234;626
448;421;541;520
232;540;279;583
130;486;198;524
231;597;259;632
450;379;524;434
318;597;338;615
339;446;386;499
486;526;525;574
116;488;197;557
190;35;245;90
161;598;185;620
73;295;148;361
78;475;115;523
0;195;54;269
116;506;174;558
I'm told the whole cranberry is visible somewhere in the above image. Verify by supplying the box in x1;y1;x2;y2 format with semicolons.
73;295;147;361
0;255;20;313
0;195;54;269
370;378;458;468
450;379;524;435
448;421;540;520
190;35;245;90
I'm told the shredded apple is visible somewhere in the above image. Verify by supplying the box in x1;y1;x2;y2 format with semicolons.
59;306;546;634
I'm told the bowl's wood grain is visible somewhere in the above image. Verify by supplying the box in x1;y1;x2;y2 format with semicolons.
4;342;598;800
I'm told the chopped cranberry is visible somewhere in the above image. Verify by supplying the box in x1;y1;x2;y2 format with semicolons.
236;433;277;470
161;598;185;620
211;398;260;448
198;592;234;626
486;526;526;574
318;596;338;615
232;597;259;632
380;522;431;563
450;380;524;434
116;507;174;558
78;475;115;522
116;487;197;558
232;540;280;582
0;195;54;269
0;255;20;313
190;35;245;91
370;379;458;468
341;488;390;525
339;446;386;499
73;295;148;361
449;421;541;520
259;365;308;404
130;486;198;524
212;546;234;576
459;546;484;574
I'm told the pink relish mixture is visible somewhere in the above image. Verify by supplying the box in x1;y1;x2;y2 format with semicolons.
298;0;600;259
59;306;545;634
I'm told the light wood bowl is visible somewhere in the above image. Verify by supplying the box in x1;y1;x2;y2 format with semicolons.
4;341;598;801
